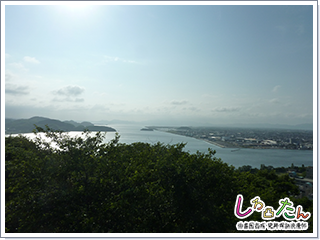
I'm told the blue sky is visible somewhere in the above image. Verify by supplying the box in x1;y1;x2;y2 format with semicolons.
4;3;315;126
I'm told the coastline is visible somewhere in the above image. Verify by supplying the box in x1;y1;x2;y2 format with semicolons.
157;129;229;148
201;139;226;148
159;130;312;151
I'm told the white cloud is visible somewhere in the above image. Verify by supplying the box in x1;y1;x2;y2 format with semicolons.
5;84;29;95
272;85;281;93
170;100;188;105
53;85;85;97
182;107;200;112
269;98;280;104
5;71;17;82
211;107;240;113
52;97;84;102
103;55;139;64
24;56;40;64
8;62;28;71
52;85;85;102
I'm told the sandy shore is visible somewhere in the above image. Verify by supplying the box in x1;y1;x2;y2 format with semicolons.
202;139;227;148
161;130;229;148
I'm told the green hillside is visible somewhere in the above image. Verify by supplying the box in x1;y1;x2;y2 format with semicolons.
5;116;116;134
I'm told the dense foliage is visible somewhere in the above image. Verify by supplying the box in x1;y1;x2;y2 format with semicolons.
5;127;313;233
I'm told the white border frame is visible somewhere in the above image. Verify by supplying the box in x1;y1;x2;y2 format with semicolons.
1;1;317;238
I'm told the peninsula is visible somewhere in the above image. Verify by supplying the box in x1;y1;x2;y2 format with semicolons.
151;126;313;150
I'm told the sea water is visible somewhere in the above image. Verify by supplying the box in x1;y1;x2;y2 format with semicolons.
101;124;314;169
11;124;313;169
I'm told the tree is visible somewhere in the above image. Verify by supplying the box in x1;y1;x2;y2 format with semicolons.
5;128;312;233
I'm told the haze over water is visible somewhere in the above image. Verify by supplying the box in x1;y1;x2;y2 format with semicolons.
29;124;309;169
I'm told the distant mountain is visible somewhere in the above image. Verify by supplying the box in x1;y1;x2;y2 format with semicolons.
5;116;116;134
228;123;313;131
63;120;82;127
80;121;94;127
177;126;192;131
93;119;139;125
5;118;17;125
293;123;313;131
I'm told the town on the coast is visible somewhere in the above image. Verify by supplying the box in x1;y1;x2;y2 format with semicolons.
148;126;313;200
151;126;313;150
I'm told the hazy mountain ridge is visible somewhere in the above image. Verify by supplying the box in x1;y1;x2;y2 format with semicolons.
5;116;116;134
230;123;313;131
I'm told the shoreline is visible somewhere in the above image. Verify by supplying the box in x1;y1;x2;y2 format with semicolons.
158;130;230;148
201;139;227;148
160;130;313;151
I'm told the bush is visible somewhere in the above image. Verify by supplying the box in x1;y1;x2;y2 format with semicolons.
5;128;311;233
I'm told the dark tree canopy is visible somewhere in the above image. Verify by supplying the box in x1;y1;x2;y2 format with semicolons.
5;128;312;233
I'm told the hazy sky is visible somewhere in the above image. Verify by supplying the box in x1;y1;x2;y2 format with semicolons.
4;2;315;126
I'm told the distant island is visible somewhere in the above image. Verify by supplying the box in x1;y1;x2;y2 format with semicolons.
5;116;116;134
140;128;153;131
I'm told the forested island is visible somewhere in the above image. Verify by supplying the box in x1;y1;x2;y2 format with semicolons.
140;128;153;131
5;127;313;233
5;116;116;134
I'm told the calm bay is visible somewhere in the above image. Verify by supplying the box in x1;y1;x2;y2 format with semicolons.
102;124;314;169
13;124;313;169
